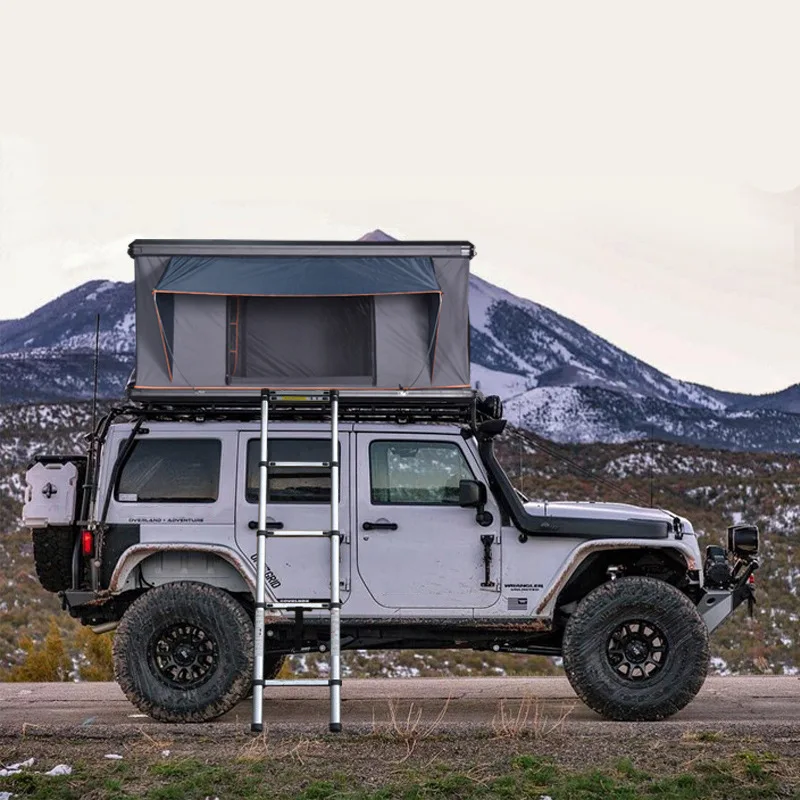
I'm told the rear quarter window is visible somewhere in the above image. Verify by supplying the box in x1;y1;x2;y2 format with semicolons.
116;439;222;503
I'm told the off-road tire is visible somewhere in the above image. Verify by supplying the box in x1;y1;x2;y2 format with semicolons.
113;582;254;723
562;576;709;721
32;528;74;593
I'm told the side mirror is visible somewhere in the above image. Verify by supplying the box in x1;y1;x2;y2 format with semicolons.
459;480;493;527
459;479;486;508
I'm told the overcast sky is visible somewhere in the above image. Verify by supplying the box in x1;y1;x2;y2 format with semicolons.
1;1;799;394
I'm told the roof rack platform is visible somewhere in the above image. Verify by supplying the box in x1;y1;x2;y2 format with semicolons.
124;388;491;426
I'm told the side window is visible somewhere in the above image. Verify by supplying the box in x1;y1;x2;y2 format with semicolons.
116;439;221;503
246;439;335;504
370;440;474;505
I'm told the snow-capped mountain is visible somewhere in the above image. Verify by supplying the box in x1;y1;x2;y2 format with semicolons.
469;275;800;449
0;280;135;355
2;273;800;452
0;280;135;404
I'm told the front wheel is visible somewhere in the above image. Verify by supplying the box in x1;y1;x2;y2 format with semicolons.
562;576;709;721
113;582;254;723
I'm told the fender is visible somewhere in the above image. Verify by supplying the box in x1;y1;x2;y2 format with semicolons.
108;543;258;596
535;538;699;616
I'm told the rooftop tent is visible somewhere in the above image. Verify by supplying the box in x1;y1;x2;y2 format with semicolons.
128;239;474;403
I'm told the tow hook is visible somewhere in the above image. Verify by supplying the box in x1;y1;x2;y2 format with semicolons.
480;534;495;587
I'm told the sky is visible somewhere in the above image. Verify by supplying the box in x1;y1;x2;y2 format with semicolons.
1;1;800;394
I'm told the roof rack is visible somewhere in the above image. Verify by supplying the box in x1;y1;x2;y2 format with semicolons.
113;389;501;427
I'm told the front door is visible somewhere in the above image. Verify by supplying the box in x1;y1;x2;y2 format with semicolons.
235;431;350;604
355;433;500;609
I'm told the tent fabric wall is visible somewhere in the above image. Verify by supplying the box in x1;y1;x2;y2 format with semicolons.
172;294;227;386
130;240;473;401
430;257;470;387
134;255;172;387
373;293;438;388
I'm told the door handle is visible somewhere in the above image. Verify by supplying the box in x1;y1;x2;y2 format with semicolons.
248;520;284;530
362;521;398;531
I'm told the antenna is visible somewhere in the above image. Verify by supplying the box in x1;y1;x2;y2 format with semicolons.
91;314;100;431
84;315;101;521
517;401;523;494
649;423;654;508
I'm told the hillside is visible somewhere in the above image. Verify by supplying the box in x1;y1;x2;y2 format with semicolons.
1;403;796;677
2;271;799;452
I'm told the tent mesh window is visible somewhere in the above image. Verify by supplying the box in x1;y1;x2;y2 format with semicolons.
228;295;375;385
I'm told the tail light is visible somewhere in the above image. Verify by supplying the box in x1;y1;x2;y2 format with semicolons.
81;530;94;556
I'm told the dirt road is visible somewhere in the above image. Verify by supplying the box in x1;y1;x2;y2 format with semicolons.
1;676;798;735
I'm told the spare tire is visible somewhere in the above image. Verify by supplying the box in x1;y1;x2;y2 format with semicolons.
32;528;75;593
114;582;254;723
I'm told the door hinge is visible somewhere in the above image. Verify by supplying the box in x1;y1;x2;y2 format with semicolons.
480;534;496;588
339;578;350;592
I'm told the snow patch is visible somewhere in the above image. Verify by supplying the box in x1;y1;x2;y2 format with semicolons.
44;765;72;776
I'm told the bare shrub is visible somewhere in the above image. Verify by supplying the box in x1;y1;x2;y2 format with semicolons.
372;697;452;762
491;696;574;739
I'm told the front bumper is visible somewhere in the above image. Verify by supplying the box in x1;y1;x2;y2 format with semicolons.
697;558;758;633
697;523;760;633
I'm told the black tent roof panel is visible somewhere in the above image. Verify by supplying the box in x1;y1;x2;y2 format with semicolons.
129;239;475;259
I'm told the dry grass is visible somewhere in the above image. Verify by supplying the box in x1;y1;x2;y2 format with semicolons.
237;726;329;765
371;696;452;762
491;695;575;739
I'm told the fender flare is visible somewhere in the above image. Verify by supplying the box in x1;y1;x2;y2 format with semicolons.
535;538;699;616
108;543;257;596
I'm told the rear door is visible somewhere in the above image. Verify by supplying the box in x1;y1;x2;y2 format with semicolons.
355;432;501;609
234;431;350;604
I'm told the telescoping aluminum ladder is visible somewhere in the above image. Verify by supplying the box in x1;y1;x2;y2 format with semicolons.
251;389;342;733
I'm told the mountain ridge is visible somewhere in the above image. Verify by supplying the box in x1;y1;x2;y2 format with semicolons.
1;274;799;452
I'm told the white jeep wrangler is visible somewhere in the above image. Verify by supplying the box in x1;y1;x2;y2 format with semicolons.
23;392;759;725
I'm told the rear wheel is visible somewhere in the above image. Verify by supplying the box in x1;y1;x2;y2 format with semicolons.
562;576;708;721
32;528;75;592
113;582;254;723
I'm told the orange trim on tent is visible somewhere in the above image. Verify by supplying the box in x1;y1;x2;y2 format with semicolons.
133;384;471;392
228;296;240;377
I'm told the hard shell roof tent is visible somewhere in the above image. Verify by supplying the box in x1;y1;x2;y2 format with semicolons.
128;235;474;404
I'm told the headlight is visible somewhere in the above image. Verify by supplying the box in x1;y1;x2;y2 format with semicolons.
727;524;759;558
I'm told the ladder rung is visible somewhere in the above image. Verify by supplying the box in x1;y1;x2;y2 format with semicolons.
263;679;330;687
268;461;330;468
266;530;328;538
265;602;330;610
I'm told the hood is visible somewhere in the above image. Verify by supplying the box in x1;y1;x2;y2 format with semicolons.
522;500;695;534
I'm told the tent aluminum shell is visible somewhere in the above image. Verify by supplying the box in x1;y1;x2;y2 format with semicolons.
129;239;474;403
